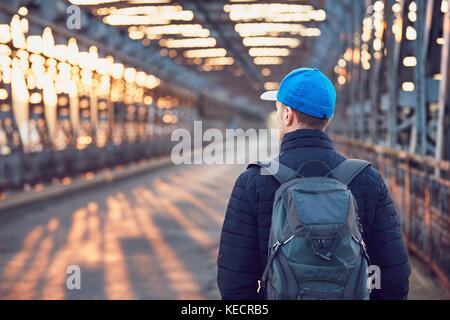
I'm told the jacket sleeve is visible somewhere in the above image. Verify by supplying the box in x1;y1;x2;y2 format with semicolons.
368;171;411;300
217;171;261;300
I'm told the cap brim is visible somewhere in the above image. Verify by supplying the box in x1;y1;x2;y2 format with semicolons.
260;90;278;101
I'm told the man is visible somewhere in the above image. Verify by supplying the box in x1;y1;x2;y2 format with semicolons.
217;68;411;300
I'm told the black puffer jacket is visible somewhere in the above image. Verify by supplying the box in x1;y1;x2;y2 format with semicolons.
217;129;411;300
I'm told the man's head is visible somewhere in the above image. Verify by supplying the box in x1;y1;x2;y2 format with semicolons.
275;101;331;140
261;68;336;141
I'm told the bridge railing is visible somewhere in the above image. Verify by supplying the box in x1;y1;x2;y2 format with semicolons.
334;135;450;291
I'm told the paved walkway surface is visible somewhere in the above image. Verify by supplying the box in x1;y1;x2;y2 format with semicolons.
0;163;447;299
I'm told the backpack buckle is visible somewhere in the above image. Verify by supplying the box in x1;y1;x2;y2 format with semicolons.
271;241;281;254
257;280;264;293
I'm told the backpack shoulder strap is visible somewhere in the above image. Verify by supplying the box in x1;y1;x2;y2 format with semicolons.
248;158;298;184
329;159;371;185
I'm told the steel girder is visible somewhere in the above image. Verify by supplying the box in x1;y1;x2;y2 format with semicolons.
331;0;450;166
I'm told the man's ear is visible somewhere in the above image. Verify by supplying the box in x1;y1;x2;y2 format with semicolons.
284;106;295;126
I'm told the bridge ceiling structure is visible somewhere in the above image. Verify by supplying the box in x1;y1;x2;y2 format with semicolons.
61;0;340;113
2;0;449;160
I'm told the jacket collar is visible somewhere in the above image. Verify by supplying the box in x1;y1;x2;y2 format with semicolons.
280;129;335;153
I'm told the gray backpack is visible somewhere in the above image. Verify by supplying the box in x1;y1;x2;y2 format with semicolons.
254;159;371;300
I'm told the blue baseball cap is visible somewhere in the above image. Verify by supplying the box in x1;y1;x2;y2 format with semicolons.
261;68;336;119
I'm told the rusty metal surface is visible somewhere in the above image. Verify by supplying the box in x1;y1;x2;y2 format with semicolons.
334;135;450;292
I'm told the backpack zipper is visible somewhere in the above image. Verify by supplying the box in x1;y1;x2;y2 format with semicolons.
296;188;347;195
